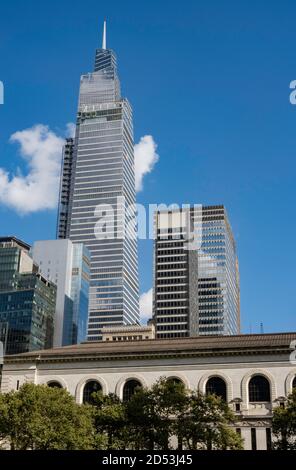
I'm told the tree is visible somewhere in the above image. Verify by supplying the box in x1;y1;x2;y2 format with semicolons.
272;389;296;450
126;377;189;450
0;383;94;450
91;392;127;449
180;392;243;450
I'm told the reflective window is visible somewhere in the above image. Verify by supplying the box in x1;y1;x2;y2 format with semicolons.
249;375;271;402
206;376;227;401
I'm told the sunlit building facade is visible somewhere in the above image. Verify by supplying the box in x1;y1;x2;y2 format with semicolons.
32;240;90;347
57;23;140;340
191;205;240;335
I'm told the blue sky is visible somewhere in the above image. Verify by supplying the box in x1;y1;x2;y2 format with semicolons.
0;0;295;333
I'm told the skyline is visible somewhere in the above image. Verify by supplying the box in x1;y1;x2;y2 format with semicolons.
0;0;296;334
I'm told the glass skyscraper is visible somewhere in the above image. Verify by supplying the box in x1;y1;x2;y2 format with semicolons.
192;205;240;335
57;23;140;340
32;240;90;347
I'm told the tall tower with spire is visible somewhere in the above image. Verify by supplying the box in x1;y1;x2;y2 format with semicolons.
57;22;140;340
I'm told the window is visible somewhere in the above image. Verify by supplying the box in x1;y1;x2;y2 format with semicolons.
83;380;102;404
167;377;183;386
235;403;241;412
122;379;142;402
249;375;271;402
293;376;296;389
206;377;227;401
251;428;257;451
47;381;62;389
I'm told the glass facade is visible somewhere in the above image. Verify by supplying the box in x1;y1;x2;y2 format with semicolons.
192;205;240;335
63;243;90;345
0;238;56;355
32;240;90;347
57;36;140;340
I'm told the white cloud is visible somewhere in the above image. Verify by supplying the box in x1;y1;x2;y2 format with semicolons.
139;288;153;324
0;124;65;214
66;122;76;138
134;135;159;192
0;126;157;215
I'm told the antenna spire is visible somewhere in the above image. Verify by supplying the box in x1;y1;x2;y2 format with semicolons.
102;20;107;49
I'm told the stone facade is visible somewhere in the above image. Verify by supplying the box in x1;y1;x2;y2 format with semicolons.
1;333;296;450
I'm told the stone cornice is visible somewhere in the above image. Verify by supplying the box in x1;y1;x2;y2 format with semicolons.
3;346;291;365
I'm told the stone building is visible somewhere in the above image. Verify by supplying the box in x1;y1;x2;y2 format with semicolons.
1;332;296;450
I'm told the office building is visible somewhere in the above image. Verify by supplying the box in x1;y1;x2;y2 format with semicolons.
32;239;90;347
153;206;240;337
153;210;199;338
191;205;240;335
0;237;56;355
57;21;140;340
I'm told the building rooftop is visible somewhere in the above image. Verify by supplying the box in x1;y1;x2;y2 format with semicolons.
0;236;31;251
101;324;153;333
4;332;296;363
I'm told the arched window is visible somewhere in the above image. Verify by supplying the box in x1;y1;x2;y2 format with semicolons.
122;379;142;402
47;381;62;389
249;375;271;402
83;380;102;404
292;376;296;389
206;377;227;401
167;377;183;386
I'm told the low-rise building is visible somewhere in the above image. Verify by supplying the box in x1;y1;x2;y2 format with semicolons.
101;322;155;341
1;332;296;449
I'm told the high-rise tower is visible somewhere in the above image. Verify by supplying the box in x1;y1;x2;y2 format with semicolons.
153;205;240;337
57;22;140;340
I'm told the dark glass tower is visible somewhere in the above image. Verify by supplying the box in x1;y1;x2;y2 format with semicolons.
57;22;140;340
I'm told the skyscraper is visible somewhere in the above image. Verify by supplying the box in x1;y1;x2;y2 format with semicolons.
0;237;56;355
153;205;240;337
57;22;140;340
192;205;240;336
153;210;199;338
32;239;90;347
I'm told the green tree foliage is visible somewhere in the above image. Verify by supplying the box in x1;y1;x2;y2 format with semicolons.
179;392;243;450
0;378;245;450
125;377;243;450
272;389;296;450
125;378;188;449
90;392;127;449
0;383;94;450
